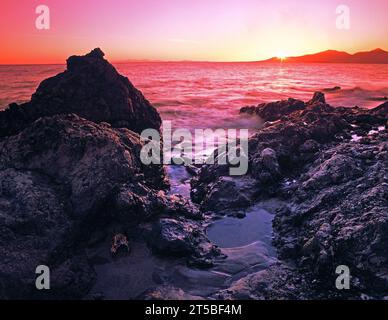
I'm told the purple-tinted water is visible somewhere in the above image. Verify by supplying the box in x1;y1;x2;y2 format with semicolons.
4;62;385;297
1;62;387;131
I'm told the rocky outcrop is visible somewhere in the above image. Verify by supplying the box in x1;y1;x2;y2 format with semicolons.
1;47;386;300
195;93;387;299
0;50;214;299
371;101;388;116
0;114;168;298
307;91;326;105
273;133;388;298
240;98;305;121
0;48;161;138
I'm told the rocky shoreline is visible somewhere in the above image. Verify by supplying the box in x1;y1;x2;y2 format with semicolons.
0;49;216;299
0;49;386;300
194;92;388;299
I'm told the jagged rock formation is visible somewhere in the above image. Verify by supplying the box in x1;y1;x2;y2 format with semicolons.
0;50;215;299
0;114;167;298
194;93;388;299
1;47;386;300
0;48;161;138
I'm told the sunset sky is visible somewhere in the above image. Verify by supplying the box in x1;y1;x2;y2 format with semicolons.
1;0;388;64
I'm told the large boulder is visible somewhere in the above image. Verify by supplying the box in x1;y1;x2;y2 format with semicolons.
0;48;161;138
0;114;167;298
191;176;259;215
0;114;167;216
148;218;221;267
251;148;281;184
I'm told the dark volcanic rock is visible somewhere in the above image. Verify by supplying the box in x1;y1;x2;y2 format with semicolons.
0;167;91;299
148;218;221;267
0;113;209;299
371;101;388;116
197;92;388;299
0;48;161;138
307;91;326;105
0;49;226;300
0;49;220;299
251;148;281;184
0;49;222;300
273;135;388;298
240;97;305;121
191;176;259;215
214;263;315;300
0;114;167;299
323;86;341;92
114;185;203;224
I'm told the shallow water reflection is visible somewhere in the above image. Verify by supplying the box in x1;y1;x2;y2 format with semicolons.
207;204;276;257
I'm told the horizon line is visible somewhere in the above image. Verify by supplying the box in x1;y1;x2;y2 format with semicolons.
1;47;387;66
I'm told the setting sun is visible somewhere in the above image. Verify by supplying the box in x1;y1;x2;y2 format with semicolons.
276;53;288;61
0;0;388;303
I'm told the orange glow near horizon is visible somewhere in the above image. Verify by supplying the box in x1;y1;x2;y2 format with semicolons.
276;52;288;61
1;0;388;64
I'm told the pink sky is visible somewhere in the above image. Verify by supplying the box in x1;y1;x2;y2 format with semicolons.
1;0;388;64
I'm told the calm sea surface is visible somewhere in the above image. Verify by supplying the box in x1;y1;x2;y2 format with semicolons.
1;62;387;131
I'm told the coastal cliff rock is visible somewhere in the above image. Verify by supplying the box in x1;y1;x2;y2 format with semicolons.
0;48;161;138
196;93;387;299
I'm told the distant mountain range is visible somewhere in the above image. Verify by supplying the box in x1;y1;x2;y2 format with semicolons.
263;48;388;64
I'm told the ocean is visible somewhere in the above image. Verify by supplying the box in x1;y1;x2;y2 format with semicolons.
1;62;387;132
1;62;387;300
